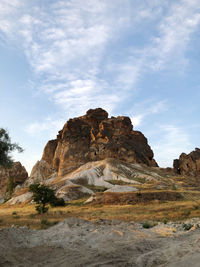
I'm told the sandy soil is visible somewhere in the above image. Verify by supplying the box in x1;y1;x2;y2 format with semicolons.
1;218;200;266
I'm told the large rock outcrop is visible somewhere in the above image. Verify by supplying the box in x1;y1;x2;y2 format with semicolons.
0;162;28;201
41;108;158;176
173;148;200;176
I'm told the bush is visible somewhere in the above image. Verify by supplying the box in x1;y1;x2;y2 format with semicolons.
50;197;65;207
29;183;65;214
162;218;168;224
183;223;193;231
142;221;158;229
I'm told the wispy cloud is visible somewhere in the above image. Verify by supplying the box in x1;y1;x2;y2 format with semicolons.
26;117;65;138
130;100;168;127
152;125;192;167
1;0;200;136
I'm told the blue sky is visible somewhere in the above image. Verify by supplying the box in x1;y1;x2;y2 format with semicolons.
1;0;200;174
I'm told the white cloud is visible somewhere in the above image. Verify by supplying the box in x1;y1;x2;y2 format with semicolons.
26;117;65;138
1;0;200;148
1;0;199;116
130;100;168;127
152;125;192;167
131;114;144;127
149;0;200;70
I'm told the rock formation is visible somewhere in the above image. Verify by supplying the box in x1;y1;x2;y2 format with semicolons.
173;148;200;176
27;160;57;185
41;108;158;176
0;162;28;201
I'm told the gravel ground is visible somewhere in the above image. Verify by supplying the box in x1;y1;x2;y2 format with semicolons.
1;218;200;266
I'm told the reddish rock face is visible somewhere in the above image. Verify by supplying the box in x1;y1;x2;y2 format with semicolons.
0;162;28;198
173;148;200;176
42;108;158;176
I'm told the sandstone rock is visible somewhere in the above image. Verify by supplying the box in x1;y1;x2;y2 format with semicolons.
173;148;200;176
0;162;28;199
41;108;158;176
27;160;57;185
7;192;33;205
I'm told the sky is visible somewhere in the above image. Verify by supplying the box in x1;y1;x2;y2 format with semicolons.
0;0;200;174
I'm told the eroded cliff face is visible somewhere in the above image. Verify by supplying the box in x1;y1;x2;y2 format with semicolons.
0;162;28;200
41;108;158;176
174;148;200;176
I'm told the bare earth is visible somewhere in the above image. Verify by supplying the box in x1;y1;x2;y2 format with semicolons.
1;218;200;267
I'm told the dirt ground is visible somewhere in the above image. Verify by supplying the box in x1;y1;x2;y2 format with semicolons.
1;218;200;266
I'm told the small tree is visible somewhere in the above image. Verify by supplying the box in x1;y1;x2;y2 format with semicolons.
0;128;23;168
29;183;65;214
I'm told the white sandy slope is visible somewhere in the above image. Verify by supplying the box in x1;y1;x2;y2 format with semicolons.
9;158;172;204
1;218;200;266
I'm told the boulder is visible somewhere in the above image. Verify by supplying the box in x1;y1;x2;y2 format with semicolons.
41;108;158;176
173;148;200;176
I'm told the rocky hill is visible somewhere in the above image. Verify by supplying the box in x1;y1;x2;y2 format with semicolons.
4;108;200;204
41;108;158;177
0;162;28;202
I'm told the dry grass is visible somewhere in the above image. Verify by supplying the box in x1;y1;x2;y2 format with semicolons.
91;191;183;205
1;193;200;229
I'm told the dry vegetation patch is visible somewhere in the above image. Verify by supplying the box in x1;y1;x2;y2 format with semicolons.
91;191;183;205
0;189;200;229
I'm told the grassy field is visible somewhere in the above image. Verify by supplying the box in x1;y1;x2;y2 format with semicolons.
1;192;200;229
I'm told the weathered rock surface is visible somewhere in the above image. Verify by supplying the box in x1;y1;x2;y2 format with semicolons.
0;162;28;201
10;158;173;204
27;160;57;185
55;184;93;202
174;148;200;176
41;108;158;176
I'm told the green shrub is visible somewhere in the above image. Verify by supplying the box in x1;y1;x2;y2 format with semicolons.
162;218;168;224
50;197;65;207
12;211;17;215
183;223;193;231
142;221;158;229
136;190;142;197
29;183;65;214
